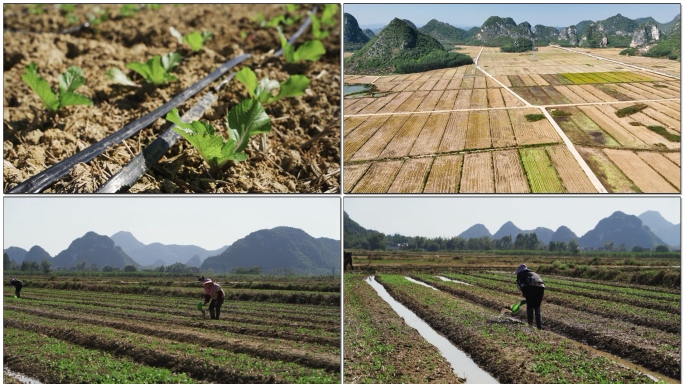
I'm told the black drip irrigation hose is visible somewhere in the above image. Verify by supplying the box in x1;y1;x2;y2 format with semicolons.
8;6;317;194
96;7;317;193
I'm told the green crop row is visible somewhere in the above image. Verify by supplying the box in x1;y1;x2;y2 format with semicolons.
6;309;339;383
441;272;679;328
5;327;198;383
560;72;655;84
520;148;565;193
377;274;656;383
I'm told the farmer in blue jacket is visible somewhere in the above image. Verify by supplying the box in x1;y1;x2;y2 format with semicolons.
514;264;545;330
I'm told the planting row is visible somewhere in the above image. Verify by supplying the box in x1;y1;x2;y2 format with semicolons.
375;274;659;383
436;272;679;331
411;274;679;379
5;309;339;383
345;143;596;193
343;274;458;383
20;279;341;305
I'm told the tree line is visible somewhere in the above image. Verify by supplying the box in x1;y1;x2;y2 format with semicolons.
345;233;671;254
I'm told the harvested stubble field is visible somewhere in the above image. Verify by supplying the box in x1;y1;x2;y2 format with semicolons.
4;4;341;193
3;274;341;383
344;253;680;383
343;45;680;193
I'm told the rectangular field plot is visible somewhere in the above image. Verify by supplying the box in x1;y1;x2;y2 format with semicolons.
423;154;463;193
351;160;403;193
387;158;433;193
560;71;655;84
604;149;679;192
492;149;529;193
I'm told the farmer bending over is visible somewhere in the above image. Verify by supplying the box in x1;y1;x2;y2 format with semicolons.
203;278;225;320
10;278;23;298
514;264;545;330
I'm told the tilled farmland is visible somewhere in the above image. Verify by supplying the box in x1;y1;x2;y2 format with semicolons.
3;275;341;383
343;46;680;193
345;270;679;383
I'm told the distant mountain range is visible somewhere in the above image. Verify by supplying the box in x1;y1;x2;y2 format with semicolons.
110;231;228;267
346;12;680;60
5;228;340;274
345;210;678;251
201;226;340;275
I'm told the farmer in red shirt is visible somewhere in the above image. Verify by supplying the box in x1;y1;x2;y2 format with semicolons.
202;278;225;320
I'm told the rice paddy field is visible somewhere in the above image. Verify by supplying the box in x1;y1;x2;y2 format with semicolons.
343;46;680;193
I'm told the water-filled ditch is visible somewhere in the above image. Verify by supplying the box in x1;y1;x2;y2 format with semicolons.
365;276;499;383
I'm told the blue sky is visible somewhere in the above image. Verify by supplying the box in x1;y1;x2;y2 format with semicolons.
345;4;681;29
344;197;680;238
4;197;341;256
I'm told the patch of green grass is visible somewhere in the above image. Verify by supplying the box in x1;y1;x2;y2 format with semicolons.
615;104;647;117
652;83;668;88
629;121;644;126
647;126;680;142
524;114;545;122
550;109;571;117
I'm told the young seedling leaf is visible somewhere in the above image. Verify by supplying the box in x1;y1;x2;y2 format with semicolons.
278;28;325;63
311;15;329;40
285;4;299;13
161;52;181;72
169;26;184;44
184;31;205;52
22;62;59;112
227;99;271;153
126;53;179;85
167;108;242;172
235;67;258;98
274;74;309;100
58;66;87;94
59;92;93;108
321;4;339;25
106;68;139;87
294;40;326;62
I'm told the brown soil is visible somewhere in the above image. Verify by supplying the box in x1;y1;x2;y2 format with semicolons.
3;4;340;193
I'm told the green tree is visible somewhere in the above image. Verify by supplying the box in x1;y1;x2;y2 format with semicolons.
500;235;512;250
631;246;646;252
367;232;387;250
569;239;580;254
76;261;87;270
102;265;114;272
124;265;137;272
40;259;51;273
3;253;10;270
655;245;670;252
90;263;98;271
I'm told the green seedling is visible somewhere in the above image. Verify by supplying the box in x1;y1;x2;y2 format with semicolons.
310;14;329;40
22;62;93;113
235;67;309;104
87;6;109;26
321;4;338;25
255;5;302;28
59;4;76;13
169;27;213;52
285;4;299;13
166;99;271;173
278;28;325;63
122;52;181;86
28;4;46;14
119;4;140;17
145;4;162;10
